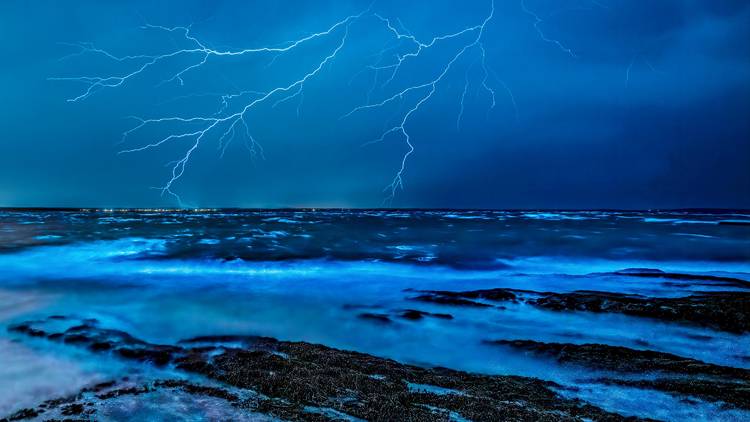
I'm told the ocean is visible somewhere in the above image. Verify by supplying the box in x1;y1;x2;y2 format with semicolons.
1;209;748;421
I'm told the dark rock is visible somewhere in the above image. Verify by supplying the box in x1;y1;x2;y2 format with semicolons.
489;340;749;378
84;381;117;392
153;380;239;402
65;324;94;333
96;386;152;400
613;269;750;288
412;294;492;307
451;288;518;302
7;316;643;422
63;334;92;345
427;312;453;320
116;347;176;366
399;309;454;321
89;341;114;351
357;312;392;323
196;341;636;421
8;323;47;337
489;339;750;409
400;309;427;320
60;403;84;416
0;378;244;422
529;291;750;333
424;286;750;333
596;378;750;410
414;288;517;303
4;408;41;421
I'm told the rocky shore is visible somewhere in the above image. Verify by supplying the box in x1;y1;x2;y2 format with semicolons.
4;315;645;422
488;340;750;410
408;284;750;333
395;277;750;413
3;269;748;420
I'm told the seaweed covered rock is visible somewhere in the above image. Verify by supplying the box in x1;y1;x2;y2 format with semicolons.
5;316;643;422
489;339;750;409
406;286;750;333
408;288;517;307
528;291;750;333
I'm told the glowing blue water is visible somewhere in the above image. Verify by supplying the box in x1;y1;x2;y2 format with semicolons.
1;210;748;420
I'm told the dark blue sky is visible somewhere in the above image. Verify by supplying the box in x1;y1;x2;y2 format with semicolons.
1;0;748;208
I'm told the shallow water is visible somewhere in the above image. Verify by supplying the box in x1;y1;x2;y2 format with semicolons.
1;209;749;420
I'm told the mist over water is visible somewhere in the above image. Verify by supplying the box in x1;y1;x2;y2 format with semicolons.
1;209;749;420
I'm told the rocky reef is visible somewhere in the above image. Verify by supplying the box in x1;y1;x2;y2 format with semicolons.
528;290;749;334
408;285;750;333
3;315;644;422
611;269;750;289
396;273;750;413
489;340;750;410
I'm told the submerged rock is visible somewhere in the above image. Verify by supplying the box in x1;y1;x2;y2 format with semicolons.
427;288;518;302
412;293;494;307
398;309;454;321
406;286;750;333
612;268;750;288
2;377;265;422
596;378;750;411
489;339;750;409
357;312;393;324
408;288;517;307
4;316;644;421
528;291;750;333
489;340;750;378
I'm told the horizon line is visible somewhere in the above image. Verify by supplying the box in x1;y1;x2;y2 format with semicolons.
1;207;748;213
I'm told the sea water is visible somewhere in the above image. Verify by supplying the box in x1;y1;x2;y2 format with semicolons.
1;209;748;420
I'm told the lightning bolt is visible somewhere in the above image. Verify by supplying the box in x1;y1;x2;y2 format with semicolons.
343;1;497;203
456;60;474;131
54;10;370;206
54;1;504;206
520;0;577;58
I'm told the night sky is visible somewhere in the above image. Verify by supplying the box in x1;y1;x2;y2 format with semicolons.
1;0;748;209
